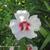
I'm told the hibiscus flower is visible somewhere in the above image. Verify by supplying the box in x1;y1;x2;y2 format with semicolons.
9;10;41;40
27;44;38;50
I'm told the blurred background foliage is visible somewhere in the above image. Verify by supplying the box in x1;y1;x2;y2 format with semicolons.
0;0;50;50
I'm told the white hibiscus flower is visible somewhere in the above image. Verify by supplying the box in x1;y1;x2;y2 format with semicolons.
9;10;41;40
9;46;14;50
27;44;38;50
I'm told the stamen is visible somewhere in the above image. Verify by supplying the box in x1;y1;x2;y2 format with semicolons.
19;21;30;31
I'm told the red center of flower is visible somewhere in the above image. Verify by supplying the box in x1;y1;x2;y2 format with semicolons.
26;46;32;50
19;21;30;31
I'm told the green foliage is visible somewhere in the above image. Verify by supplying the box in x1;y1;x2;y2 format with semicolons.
0;0;50;50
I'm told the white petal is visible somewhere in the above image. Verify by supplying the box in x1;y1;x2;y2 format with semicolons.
28;15;41;31
25;31;37;39
32;46;38;50
15;30;37;40
14;31;26;40
9;19;19;35
19;16;26;22
14;10;30;20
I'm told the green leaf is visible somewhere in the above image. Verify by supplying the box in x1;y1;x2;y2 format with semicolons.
19;39;27;50
39;27;48;38
39;33;50;50
44;1;50;11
